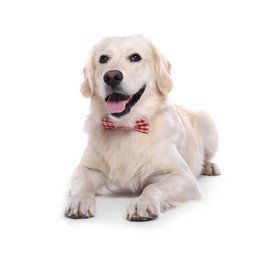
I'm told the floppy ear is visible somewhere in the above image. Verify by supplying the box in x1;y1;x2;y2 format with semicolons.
152;44;173;94
80;60;94;97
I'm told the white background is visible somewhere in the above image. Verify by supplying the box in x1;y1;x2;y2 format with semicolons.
0;0;277;259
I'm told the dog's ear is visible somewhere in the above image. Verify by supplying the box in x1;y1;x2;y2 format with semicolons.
80;67;93;97
151;44;173;94
80;62;94;97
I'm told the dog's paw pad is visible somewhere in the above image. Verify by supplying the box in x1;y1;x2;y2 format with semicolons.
126;199;159;222
202;162;221;176
65;194;95;219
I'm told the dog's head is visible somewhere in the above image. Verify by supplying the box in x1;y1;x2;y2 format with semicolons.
81;35;173;120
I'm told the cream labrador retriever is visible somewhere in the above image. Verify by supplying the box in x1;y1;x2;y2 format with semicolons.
65;35;220;221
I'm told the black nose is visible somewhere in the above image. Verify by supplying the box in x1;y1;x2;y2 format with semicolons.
103;70;123;88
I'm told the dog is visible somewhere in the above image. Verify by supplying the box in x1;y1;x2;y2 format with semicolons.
65;35;220;221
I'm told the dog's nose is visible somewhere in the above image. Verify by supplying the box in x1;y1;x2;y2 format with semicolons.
103;70;123;88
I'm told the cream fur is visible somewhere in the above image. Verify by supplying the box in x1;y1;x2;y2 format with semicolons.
65;35;220;221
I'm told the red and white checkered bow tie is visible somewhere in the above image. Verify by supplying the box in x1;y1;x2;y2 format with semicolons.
102;118;149;134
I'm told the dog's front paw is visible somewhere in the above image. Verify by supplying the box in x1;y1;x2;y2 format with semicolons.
127;198;160;222
65;194;95;219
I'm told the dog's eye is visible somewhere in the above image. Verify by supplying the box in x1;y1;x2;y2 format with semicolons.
99;55;109;64
129;53;142;62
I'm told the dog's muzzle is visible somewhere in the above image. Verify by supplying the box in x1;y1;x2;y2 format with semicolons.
104;85;146;118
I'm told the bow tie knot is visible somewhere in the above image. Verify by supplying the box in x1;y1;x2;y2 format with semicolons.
102;118;149;134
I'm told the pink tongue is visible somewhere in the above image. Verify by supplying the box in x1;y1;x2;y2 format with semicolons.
107;100;128;114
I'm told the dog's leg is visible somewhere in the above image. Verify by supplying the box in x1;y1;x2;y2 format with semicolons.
194;111;221;176
127;158;201;221
65;165;106;219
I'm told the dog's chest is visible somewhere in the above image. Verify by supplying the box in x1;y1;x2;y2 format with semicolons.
98;131;157;190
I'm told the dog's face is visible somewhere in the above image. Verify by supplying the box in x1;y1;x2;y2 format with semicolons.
81;35;173;120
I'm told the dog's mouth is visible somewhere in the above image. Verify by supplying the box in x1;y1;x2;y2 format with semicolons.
104;85;146;117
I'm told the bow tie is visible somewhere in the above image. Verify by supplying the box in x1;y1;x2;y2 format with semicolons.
102;118;149;134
